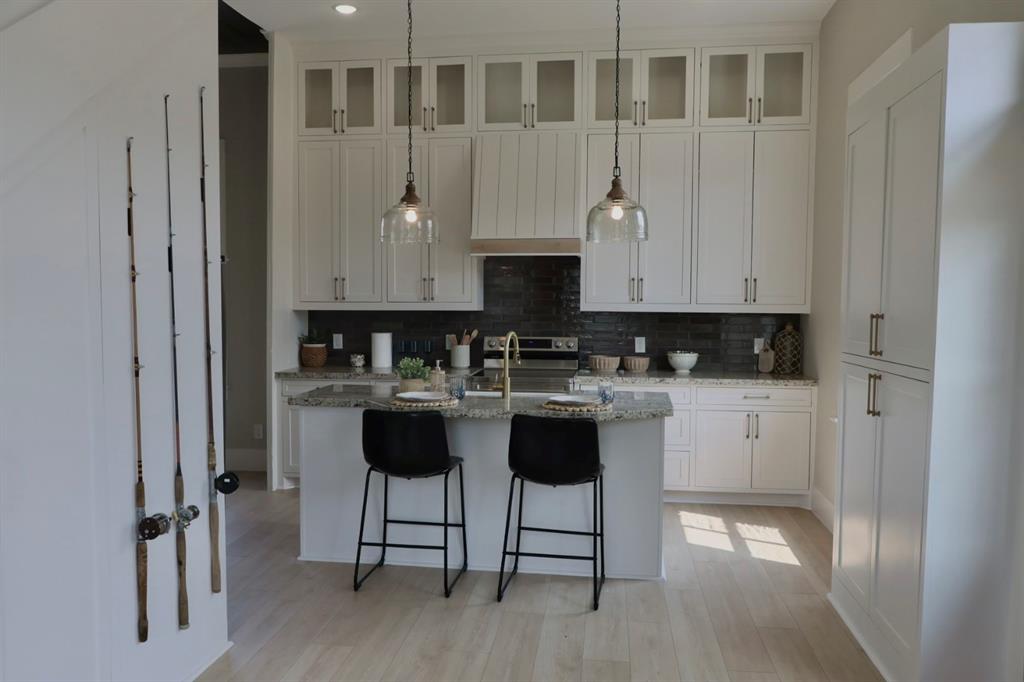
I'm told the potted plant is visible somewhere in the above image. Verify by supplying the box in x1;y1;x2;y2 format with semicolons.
298;329;329;368
396;357;430;392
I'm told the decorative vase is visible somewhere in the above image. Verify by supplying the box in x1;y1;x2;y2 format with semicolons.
300;343;327;368
398;378;427;393
773;323;803;375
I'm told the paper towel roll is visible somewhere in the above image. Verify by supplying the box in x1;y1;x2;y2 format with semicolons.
371;332;393;369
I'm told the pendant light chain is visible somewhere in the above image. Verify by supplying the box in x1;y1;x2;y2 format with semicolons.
406;0;414;183
613;0;621;179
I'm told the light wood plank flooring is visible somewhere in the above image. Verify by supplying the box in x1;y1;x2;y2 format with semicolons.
198;475;880;681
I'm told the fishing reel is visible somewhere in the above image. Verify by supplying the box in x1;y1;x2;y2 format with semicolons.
214;471;240;495
173;504;201;530
137;513;171;541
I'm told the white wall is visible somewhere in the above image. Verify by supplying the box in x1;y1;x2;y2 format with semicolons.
805;0;1024;522
0;2;228;680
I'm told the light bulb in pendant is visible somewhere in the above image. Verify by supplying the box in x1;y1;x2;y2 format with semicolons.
404;208;418;223
610;205;624;220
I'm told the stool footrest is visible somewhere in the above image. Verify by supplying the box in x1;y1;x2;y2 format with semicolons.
504;550;594;561
519;524;602;537
385;518;464;528
362;541;445;550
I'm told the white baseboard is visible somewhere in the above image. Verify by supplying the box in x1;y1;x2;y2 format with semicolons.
811;487;834;532
226;447;266;472
663;490;811;508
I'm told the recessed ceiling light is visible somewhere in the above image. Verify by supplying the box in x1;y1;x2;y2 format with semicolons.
334;4;357;14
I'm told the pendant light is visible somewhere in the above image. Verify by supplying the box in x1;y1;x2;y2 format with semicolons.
586;0;648;243
380;0;436;244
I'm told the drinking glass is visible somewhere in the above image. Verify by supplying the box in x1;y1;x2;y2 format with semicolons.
598;380;615;404
449;376;466;400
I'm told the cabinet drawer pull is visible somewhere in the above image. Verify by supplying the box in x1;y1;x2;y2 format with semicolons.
746;413;751;439
867;373;882;417
422;107;427;131
430;276;436;301
630;277;636;302
633;100;638;126
742;394;770;400
874;313;884;357
530;103;536;128
340;109;346;133
333;276;339;300
430;106;436;131
332;109;338;134
638;277;644;302
752;277;758;303
523;103;528;128
754;413;759;439
743;277;749;302
747;97;753;124
422;277;428;301
757;97;762;123
868;314;876;355
642;100;647;126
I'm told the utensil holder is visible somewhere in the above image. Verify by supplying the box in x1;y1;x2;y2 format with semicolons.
450;345;470;368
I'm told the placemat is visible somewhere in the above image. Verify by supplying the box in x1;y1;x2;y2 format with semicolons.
542;401;613;413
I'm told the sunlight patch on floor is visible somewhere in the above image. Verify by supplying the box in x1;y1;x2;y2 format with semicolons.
676;510;728;533
735;522;786;545
683;526;735;553
744;538;801;565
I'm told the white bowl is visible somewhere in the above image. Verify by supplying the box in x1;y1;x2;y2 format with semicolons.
667;352;699;373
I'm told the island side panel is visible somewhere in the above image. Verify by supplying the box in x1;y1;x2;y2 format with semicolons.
297;407;664;579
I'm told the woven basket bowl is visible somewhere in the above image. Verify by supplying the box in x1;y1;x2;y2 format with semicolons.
300;344;328;368
623;356;650;372
589;355;620;371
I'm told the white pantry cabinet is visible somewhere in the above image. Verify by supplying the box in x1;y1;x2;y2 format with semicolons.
588;49;695;128
699;45;811;126
477;53;581;130
832;24;1024;682
298;60;381;135
296;140;384;304
695;130;810;306
582;132;693;308
386;56;472;134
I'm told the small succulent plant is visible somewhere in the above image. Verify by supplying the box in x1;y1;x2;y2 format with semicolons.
397;356;430;380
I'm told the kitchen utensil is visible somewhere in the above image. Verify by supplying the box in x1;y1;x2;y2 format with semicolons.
667;351;699;373
468;329;479;344
623;356;650;372
395;391;449;402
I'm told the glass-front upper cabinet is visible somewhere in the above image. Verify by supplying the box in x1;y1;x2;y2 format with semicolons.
478;53;580;130
387;57;472;134
298;60;381;135
700;45;811;126
755;45;811;125
589;49;694;128
699;47;756;126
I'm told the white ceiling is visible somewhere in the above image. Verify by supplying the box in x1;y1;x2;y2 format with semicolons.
227;0;834;43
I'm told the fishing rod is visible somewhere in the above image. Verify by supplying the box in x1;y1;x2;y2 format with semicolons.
197;85;239;596
128;137;171;643
164;94;200;630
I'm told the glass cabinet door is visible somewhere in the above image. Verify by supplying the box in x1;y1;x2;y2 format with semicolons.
477;55;530;130
587;51;641;129
340;60;380;134
699;47;756;126
641;49;694;127
299;62;339;135
756;45;811;125
531;53;580;129
429;57;472;133
388;58;427;134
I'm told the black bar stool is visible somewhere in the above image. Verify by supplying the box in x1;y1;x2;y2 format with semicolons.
497;414;605;610
354;409;468;597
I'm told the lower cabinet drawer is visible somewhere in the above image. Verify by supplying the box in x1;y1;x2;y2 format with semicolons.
664;451;691;489
696;386;813;407
664;411;691;447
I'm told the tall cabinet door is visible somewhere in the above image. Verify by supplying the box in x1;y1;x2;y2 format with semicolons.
338;140;384;302
299;63;340;136
587;51;641;129
835;363;879;611
478;55;530;131
694;410;752;489
530;53;580;129
339;60;381;134
641;49;694;127
584;133;640;305
637;133;692;304
429;57;472;133
696;132;753;304
386;139;428;302
428;137;474;303
841;115;887;358
296;142;339;302
755;45;812;125
871;371;929;655
751;130;810;305
387;58;428;135
700;47;756;126
878;75;942;370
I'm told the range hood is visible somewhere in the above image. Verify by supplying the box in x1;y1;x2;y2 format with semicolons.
471;131;581;257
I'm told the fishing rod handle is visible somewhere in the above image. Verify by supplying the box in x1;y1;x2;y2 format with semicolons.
177;530;189;629
210;501;221;593
137;540;148;642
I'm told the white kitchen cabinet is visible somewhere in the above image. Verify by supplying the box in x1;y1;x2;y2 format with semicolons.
841;114;887;359
296;140;384;305
663;452;690;489
694;410;752;489
588;49;694;128
696;130;809;307
582;132;692;308
387;56;472;134
751;130;810;305
700;45;811;126
478;53;581;130
299;60;381;135
695;131;753;304
472;132;577;242
750;411;810;490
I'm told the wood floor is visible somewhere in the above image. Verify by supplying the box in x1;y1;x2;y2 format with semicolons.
198;474;880;682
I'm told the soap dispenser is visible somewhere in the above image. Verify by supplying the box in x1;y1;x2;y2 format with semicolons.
430;360;447;392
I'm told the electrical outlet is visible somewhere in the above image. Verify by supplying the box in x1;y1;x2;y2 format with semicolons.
754;337;766;354
635;337;646;353
445;336;452;350
332;333;343;349
253;424;264;440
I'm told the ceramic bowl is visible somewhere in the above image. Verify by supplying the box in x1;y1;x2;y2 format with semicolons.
589;355;620;372
623;356;650;373
667;351;699;373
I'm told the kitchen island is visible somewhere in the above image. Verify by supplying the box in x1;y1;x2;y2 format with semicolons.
289;384;673;579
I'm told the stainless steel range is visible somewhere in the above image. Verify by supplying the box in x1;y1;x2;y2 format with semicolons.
470;335;579;393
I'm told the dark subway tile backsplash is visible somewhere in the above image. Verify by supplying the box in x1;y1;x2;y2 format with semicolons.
308;257;799;372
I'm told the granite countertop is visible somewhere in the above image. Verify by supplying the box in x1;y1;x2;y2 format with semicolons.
574;369;817;386
287;384;674;422
275;366;482;381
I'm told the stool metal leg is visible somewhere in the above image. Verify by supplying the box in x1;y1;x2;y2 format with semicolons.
443;469;450;597
513;477;524;574
353;467;378;591
458;462;468;571
380;474;389;567
497;474;517;601
599;474;606;584
592;477;599;610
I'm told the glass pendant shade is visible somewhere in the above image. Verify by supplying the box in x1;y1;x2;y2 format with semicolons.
586;177;648;242
381;180;435;244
